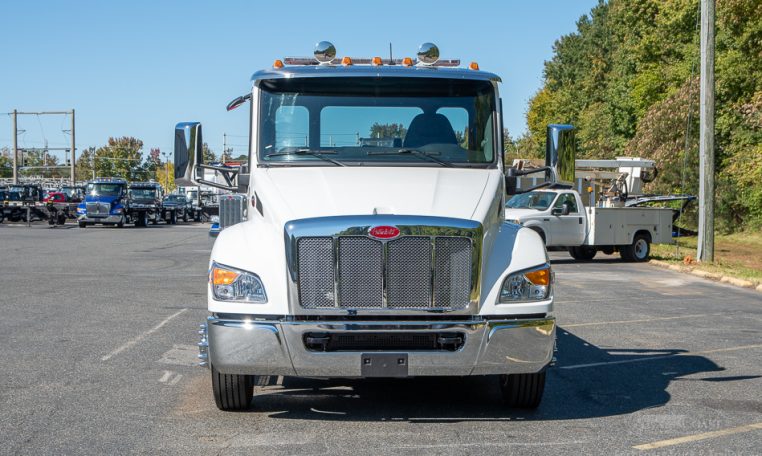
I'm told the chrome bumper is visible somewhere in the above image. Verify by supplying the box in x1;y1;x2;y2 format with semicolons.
78;214;122;223
205;316;555;377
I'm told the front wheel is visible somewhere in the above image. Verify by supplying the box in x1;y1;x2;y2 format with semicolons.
182;211;188;223
211;364;254;411
499;371;546;409
170;210;177;225
569;246;596;261
116;215;125;228
78;221;86;228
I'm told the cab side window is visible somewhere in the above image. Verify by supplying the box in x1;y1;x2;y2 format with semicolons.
553;193;578;213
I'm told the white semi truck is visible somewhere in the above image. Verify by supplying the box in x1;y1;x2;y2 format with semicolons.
176;42;556;411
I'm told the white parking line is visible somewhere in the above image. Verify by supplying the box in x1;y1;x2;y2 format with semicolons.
633;422;762;450
101;308;188;361
559;343;762;370
563;313;718;328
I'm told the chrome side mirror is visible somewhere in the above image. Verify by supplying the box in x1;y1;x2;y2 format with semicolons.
174;122;203;186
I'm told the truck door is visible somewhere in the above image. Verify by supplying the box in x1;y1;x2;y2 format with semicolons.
550;192;584;246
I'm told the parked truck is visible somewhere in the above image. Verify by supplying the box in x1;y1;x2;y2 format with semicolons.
128;181;183;226
178;42;556;411
505;187;673;261
77;178;130;227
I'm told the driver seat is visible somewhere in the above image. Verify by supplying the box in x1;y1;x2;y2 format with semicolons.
403;113;458;148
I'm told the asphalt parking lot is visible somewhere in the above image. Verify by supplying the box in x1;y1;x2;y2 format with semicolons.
1;222;761;455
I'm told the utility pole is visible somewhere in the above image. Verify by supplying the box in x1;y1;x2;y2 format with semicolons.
697;0;715;262
70;109;76;184
223;133;227;163
12;110;18;183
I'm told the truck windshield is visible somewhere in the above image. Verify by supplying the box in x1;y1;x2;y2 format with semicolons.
164;195;184;202
506;191;557;210
129;188;158;199
258;77;497;167
87;183;123;197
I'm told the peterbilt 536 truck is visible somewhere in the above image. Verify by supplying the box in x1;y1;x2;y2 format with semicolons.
177;42;556;411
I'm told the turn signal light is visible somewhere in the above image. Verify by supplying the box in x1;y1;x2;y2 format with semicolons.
273;59;284;69
525;268;551;286
212;268;239;286
469;61;479;70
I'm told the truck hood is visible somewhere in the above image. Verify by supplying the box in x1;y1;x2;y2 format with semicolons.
504;208;545;220
257;167;494;224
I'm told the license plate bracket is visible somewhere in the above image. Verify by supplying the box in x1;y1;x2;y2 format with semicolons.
361;353;409;378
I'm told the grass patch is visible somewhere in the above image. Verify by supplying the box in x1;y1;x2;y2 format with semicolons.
651;231;762;283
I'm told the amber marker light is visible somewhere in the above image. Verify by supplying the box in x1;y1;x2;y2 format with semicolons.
212;267;239;286
402;57;414;67
525;268;551;286
273;59;284;69
371;56;382;66
341;56;353;66
469;61;480;70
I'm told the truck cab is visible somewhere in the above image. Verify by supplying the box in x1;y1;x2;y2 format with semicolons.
179;43;555;411
77;178;129;228
128;182;165;227
506;189;586;246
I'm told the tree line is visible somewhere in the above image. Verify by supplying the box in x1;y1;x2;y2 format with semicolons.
512;0;761;232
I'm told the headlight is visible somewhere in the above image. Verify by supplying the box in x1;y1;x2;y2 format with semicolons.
210;262;267;303
499;264;552;303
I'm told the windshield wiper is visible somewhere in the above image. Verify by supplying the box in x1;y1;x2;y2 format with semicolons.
367;148;451;167
265;148;346;167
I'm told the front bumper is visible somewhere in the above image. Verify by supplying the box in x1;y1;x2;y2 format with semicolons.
205;316;555;377
78;214;122;223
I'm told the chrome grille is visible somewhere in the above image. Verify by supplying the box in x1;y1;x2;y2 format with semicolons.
296;235;472;310
297;238;334;308
86;201;110;217
387;237;431;308
434;238;472;308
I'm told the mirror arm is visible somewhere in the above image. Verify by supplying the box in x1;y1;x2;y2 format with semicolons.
196;179;237;192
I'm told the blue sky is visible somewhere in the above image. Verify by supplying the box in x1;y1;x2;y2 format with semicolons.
0;0;597;161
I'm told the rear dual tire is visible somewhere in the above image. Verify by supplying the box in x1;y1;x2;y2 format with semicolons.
620;233;651;262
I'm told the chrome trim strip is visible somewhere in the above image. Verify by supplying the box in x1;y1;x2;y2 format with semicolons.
251;65;502;84
285;215;483;316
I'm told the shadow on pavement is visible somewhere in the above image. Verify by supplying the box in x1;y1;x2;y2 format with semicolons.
249;328;731;422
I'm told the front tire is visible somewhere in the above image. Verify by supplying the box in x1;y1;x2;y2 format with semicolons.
116;215;125;228
500;371;546;409
569;246;596;261
78;221;86;228
170;210;177;225
211;364;254;411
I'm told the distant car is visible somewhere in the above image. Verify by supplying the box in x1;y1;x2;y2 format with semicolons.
43;192;66;204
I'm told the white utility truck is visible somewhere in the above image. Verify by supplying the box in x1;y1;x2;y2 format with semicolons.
505;187;673;261
504;125;675;262
176;42;555;411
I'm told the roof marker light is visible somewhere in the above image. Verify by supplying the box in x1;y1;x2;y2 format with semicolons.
417;42;440;65
341;56;353;66
314;41;336;64
402;57;414;67
372;56;382;66
273;59;284;69
469;61;480;71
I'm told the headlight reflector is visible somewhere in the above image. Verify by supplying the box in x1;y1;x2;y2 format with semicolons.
210;263;267;303
499;264;552;303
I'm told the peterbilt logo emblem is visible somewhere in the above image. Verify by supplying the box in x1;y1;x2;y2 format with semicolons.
368;226;400;240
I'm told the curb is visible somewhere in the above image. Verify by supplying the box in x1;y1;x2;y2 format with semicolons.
648;259;761;293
